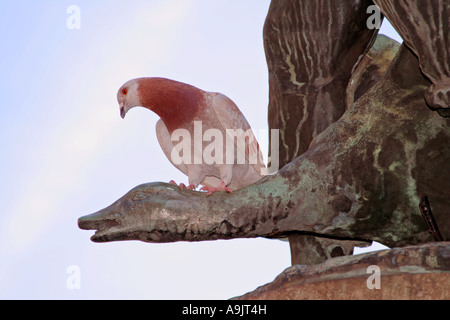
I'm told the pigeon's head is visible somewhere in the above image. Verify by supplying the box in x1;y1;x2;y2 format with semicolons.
117;79;141;119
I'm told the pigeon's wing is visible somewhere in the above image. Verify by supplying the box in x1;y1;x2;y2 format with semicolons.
155;119;189;176
209;93;268;176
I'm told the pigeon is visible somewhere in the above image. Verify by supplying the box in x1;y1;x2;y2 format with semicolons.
117;77;268;195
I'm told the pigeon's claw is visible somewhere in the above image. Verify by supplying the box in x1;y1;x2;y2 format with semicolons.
200;181;233;196
179;183;187;191
169;180;196;191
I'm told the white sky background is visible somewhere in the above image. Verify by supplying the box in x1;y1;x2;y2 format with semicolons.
0;1;399;299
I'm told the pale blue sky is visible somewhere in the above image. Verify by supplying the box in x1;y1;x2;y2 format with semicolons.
0;1;397;299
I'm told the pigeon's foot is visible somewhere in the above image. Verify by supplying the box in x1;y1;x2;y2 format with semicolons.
200;181;232;196
169;180;196;191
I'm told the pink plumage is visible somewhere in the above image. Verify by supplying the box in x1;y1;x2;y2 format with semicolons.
117;77;268;194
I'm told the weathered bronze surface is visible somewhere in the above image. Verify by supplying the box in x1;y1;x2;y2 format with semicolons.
79;45;449;248
235;242;450;300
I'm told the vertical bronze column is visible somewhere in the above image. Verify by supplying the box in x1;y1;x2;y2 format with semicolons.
263;0;379;264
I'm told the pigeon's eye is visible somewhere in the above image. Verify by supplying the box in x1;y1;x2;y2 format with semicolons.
122;89;128;95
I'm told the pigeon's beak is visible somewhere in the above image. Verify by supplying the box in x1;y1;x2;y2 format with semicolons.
119;101;128;119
